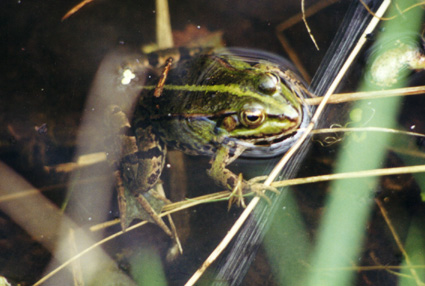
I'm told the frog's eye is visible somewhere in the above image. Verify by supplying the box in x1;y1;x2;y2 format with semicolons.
240;108;266;128
258;72;280;94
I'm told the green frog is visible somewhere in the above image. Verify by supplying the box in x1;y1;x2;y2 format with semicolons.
103;47;309;243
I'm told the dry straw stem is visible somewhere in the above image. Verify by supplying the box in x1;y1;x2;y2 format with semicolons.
311;127;425;139
306;85;425;105
62;0;95;21
271;164;425;188
301;0;320;51
375;199;423;284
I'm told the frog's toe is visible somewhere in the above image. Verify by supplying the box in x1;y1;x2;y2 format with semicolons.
246;175;268;184
228;173;247;209
248;184;272;204
262;184;280;194
247;182;280;205
247;177;280;194
246;176;279;194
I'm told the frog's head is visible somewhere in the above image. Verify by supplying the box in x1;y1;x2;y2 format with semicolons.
201;51;309;154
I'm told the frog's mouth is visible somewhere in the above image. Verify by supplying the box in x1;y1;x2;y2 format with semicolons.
251;130;300;145
233;125;300;148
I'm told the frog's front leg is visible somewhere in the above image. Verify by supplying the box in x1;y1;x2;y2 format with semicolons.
207;146;279;207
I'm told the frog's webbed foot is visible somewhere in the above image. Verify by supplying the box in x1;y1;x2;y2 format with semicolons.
116;178;183;258
117;179;167;231
228;174;279;209
135;191;183;260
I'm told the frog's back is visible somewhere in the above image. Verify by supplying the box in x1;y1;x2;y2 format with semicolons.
137;47;309;158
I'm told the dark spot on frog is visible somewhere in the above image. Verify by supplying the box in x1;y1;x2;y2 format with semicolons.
122;153;139;164
177;142;193;152
123;147;163;161
200;145;212;153
145;147;163;159
166;140;178;149
147;172;158;186
149;167;162;185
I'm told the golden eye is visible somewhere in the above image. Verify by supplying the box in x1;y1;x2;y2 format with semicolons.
258;72;279;94
240;108;265;128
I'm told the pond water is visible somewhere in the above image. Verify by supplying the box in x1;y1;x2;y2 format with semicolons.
1;0;425;285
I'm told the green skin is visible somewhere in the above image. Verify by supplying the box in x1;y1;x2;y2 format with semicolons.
104;47;304;230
